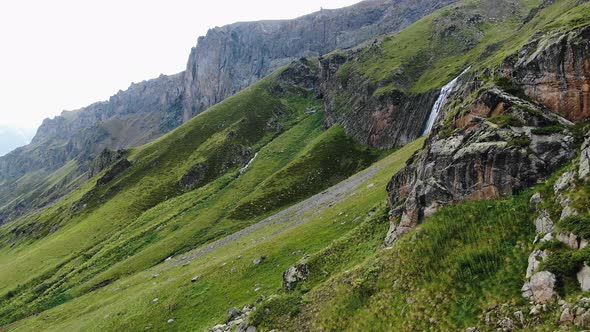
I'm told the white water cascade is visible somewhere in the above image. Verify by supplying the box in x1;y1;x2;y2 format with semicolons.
239;152;258;174
422;67;471;135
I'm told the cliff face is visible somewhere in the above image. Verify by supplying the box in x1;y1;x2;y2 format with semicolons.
181;0;455;121
319;51;440;148
0;73;183;185
385;25;590;244
32;72;184;146
385;84;574;244
502;25;590;122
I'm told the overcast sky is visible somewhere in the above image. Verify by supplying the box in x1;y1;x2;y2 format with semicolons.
0;0;360;129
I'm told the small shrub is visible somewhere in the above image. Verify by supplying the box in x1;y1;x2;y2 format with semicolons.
488;115;524;128
494;76;530;101
531;125;564;135
557;215;590;239
507;135;531;148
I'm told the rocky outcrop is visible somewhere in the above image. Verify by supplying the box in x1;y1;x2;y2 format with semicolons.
319;51;440;148
385;85;574;244
88;149;127;178
208;304;257;332
502;25;590;122
96;159;131;186
283;264;309;291
181;0;456;121
521;271;558;304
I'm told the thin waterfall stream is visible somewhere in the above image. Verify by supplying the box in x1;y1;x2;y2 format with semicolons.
422;67;471;135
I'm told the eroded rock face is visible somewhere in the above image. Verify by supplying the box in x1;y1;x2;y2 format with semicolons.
503;26;590;122
385;87;574;243
96;159;132;186
319;51;440;148
182;0;456;121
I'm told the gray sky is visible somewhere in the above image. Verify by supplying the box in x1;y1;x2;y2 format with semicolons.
0;0;360;129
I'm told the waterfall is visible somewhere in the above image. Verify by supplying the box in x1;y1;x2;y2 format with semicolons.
422;67;471;136
239;153;258;174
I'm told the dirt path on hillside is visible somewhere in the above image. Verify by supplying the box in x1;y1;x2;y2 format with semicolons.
167;161;387;268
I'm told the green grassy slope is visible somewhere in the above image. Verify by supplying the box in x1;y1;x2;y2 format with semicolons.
339;0;587;96
0;68;386;326
1;0;589;330
3;138;424;332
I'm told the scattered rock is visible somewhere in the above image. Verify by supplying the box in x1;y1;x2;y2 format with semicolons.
557;232;582;249
560;307;574;324
580;132;590;179
526;249;547;278
167;319;175;324
282;264;309;291
191;275;201;283
560;204;579;221
253;257;266;265
578;264;590;291
513;310;524;325
534;210;554;234
497;317;514;330
152;298;159;303
530;192;542;209
575;310;590;328
554;171;575;194
227;307;242;322
522;271;557;304
465;327;479;332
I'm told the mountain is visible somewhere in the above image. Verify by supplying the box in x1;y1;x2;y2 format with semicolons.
0;127;35;157
1;0;590;331
0;0;455;225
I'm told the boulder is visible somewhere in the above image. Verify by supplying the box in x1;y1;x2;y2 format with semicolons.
282;264;309;291
253;257;266;265
522;271;558;304
578;263;590;291
554;171;575;194
534;210;554;235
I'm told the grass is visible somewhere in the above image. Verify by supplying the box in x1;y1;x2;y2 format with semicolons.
3;137;424;332
279;192;536;331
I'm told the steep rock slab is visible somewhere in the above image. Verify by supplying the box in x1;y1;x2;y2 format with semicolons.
385;87;574;244
319;51;440;148
503;26;590;122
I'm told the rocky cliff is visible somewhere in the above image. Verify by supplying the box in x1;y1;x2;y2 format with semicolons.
181;0;455;121
385;24;590;244
502;25;590;121
319;50;440;148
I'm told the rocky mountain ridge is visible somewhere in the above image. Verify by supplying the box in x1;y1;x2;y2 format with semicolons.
0;0;455;225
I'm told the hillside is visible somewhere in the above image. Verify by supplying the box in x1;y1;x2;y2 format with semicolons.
1;0;590;331
0;0;454;227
